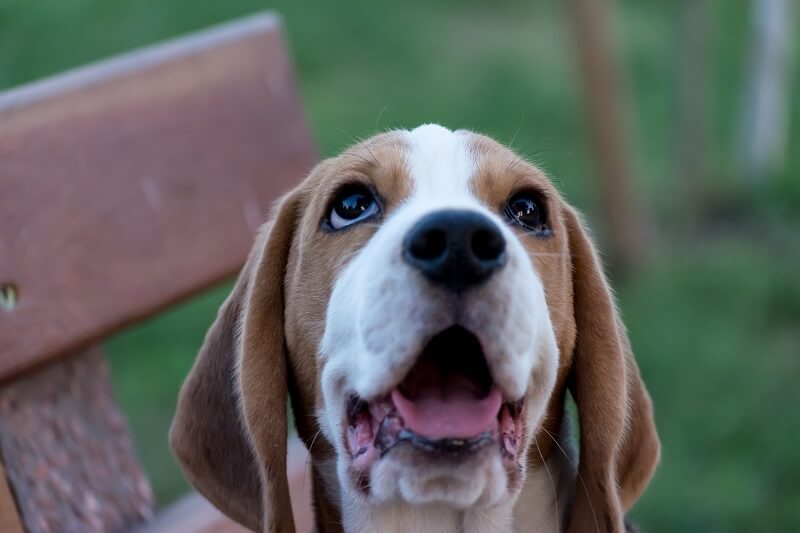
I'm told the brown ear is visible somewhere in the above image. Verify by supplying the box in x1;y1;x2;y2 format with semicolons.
170;191;301;532
563;207;660;533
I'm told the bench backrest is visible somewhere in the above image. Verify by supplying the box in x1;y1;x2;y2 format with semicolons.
0;13;316;532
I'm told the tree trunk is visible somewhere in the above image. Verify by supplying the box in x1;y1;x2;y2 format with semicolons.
566;0;644;276
739;0;791;182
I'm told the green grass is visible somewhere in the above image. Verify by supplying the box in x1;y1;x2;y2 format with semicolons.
3;1;798;530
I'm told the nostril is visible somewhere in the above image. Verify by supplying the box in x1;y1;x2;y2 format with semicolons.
404;210;507;292
471;228;505;262
410;228;447;261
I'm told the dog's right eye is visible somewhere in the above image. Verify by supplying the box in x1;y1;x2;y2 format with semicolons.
329;185;380;229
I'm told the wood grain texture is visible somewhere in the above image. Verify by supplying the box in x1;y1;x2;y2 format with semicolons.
0;13;317;381
0;348;153;532
0;461;23;533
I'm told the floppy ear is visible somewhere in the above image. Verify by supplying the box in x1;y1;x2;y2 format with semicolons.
170;191;301;532
563;207;660;533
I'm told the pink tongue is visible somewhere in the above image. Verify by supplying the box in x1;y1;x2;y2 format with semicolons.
391;383;502;440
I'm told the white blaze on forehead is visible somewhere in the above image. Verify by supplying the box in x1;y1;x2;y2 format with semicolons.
403;124;476;202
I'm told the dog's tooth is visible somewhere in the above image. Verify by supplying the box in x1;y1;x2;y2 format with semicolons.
374;413;404;452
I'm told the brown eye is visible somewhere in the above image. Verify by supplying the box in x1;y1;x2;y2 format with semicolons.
505;192;547;233
329;185;380;229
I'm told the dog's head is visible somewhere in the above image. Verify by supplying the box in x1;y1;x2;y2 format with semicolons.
170;125;659;532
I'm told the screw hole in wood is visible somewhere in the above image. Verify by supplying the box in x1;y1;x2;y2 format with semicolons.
0;283;19;311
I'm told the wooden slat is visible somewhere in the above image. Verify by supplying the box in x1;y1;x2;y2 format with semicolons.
0;462;24;533
0;13;317;381
132;493;249;533
0;348;153;532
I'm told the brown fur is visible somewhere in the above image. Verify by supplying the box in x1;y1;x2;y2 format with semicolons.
170;131;659;532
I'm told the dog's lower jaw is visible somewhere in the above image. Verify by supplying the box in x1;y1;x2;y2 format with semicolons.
328;448;574;533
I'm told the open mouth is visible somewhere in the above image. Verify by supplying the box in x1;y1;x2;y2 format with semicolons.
346;326;525;470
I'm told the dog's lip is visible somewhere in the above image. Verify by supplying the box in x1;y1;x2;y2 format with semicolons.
345;392;526;470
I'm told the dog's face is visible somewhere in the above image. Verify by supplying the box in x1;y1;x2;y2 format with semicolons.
171;125;660;533
303;125;560;511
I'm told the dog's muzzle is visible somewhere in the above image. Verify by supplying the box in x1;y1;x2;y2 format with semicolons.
345;326;526;471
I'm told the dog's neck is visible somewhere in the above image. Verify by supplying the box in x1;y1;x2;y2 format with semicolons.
512;445;576;532
319;445;576;533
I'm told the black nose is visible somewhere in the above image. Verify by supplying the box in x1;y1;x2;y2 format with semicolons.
403;209;507;293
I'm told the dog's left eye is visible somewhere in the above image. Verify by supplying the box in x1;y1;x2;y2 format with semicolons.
329;185;380;229
505;191;548;233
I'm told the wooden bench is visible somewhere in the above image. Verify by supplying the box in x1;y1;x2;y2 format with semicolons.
0;13;316;532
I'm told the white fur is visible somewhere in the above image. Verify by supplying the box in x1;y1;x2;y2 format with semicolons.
318;124;561;532
513;444;576;532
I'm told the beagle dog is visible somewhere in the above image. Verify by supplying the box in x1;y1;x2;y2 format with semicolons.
170;124;660;533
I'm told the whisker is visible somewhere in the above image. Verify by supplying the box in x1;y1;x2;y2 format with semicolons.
539;428;574;467
535;437;560;532
508;115;526;149
541;427;600;533
303;427;324;491
374;106;388;131
305;427;323;454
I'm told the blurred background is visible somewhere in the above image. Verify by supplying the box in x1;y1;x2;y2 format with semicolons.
2;0;798;531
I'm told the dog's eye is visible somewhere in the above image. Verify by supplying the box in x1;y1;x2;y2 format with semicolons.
329;185;380;229
505;192;547;233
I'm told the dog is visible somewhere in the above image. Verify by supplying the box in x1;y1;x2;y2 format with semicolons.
170;124;660;532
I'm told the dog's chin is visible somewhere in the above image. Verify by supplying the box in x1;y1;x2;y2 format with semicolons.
341;326;529;509
363;434;524;509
